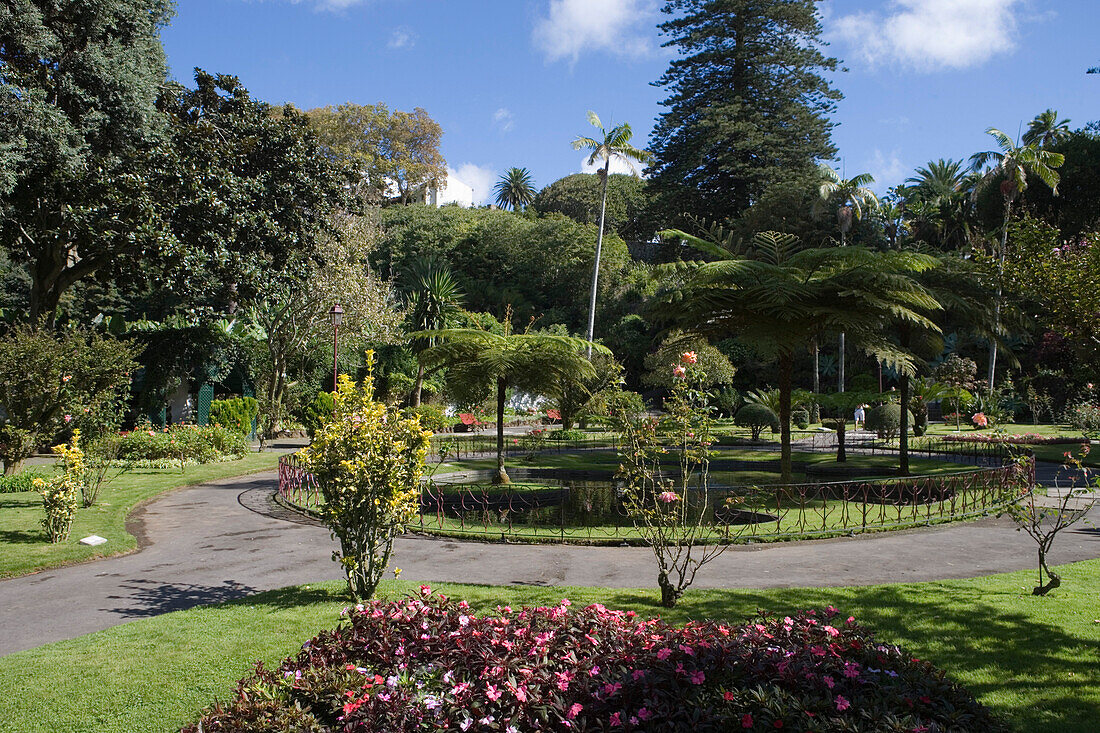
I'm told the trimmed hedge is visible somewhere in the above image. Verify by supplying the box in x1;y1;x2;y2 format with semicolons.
734;403;780;440
114;424;248;467
185;589;1005;732
209;396;259;435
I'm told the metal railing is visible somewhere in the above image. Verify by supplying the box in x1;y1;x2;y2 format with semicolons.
277;437;1033;545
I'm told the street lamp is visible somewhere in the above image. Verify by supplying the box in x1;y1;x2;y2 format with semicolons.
329;303;344;392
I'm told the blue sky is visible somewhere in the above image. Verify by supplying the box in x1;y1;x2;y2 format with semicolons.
161;0;1099;203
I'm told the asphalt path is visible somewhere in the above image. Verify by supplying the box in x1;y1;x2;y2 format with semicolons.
0;461;1096;656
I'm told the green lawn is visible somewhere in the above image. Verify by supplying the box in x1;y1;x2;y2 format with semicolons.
0;451;284;578
1;561;1097;733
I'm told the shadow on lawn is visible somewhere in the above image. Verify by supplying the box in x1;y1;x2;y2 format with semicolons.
0;529;45;544
103;578;259;617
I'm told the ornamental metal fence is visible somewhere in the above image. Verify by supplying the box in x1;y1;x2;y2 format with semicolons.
276;436;1033;545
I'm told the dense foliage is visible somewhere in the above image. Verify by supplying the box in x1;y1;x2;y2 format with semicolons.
186;589;1005;732
114;424;247;467
299;362;431;599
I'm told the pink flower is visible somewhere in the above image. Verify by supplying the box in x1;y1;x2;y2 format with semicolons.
723;691;735;702
824;625;840;637
672;365;687;379
741;713;754;728
63;414;72;423
835;695;850;711
681;351;698;364
567;703;583;719
658;491;679;503
609;712;622;727
657;647;672;660
486;684;502;701
690;670;705;685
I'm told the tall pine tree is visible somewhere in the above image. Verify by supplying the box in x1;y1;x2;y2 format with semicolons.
648;0;841;226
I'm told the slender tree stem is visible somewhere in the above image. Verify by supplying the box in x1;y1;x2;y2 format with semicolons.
586;161;611;358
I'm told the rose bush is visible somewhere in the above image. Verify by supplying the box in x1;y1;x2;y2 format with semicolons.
185;589;1005;732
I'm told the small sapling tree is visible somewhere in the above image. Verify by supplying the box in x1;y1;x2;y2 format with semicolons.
1006;446;1096;595
615;352;729;607
300;353;431;600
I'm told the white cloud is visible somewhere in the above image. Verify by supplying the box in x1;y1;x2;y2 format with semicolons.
832;0;1021;72
533;0;658;64
387;27;415;49
492;108;515;133
453;164;495;206
865;149;906;192
579;153;645;177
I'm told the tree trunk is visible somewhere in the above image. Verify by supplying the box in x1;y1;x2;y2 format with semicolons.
899;373;911;476
495;376;510;484
778;352;793;483
838;332;845;393
987;202;1012;398
1033;549;1061;596
585;162;611;358
836;419;847;463
811;339;821;423
412;362;425;407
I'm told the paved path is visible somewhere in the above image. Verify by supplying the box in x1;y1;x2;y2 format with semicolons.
0;462;1096;657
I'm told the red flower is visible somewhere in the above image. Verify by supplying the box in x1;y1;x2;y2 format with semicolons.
741;713;753;728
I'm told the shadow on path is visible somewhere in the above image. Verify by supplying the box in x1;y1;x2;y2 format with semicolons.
103;578;259;618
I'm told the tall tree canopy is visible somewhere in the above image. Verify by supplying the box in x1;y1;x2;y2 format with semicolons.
0;0;174;324
647;0;841;226
533;173;652;241
306;103;445;205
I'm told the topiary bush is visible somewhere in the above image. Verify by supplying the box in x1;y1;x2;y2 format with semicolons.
792;408;810;430
209;396;259;435
864;404;915;439
185;589;1006;733
734;403;780;440
403;404;448;433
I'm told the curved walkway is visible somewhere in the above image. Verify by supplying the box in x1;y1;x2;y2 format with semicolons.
0;462;1096;656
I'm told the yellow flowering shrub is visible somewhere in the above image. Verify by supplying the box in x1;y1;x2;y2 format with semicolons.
34;430;85;543
299;353;431;600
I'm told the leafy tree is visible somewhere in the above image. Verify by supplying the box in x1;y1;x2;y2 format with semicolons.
533;173;652;241
901;160;976;251
970;127;1064;395
0;0;173;325
572;111;652;355
552;349;623;430
402;257;464;407
493;167;536;211
648;0;840;225
1023;109;1071;148
1021;128;1100;237
657;227;939;481
154;71;354;315
0;326;138;473
306;103;446;205
417;319;607;483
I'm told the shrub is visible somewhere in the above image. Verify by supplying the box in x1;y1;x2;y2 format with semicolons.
734;403;780;440
712;386;741;418
403;404;448;433
186;590;1006;733
0;468;49;494
209;396;259;435
303;391;337;440
1065;402;1100;438
864;404;915;439
792;408;810;430
298;359;431;600
114;424;247;467
820;418;841;430
547;428;586;442
33;432;85;543
0;326;137;473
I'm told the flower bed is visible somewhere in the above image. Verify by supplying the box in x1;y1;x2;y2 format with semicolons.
114;424;248;467
185;588;1004;732
942;433;1084;445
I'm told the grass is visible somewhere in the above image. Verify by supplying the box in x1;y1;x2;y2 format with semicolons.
1;560;1098;733
0;451;284;578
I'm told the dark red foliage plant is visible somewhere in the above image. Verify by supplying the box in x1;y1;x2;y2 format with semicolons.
184;587;1006;732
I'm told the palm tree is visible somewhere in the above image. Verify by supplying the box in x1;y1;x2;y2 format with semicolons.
572;111;652;356
403;258;464;407
970;127;1064;395
417;318;607;483
657;226;939;482
1022;109;1071;148
905;159;968;202
493;167;536;211
815;164;879;393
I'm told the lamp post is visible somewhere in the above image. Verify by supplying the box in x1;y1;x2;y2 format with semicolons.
329;303;344;392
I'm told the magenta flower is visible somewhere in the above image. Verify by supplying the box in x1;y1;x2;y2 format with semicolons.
658;491;679;503
835;695;850;711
